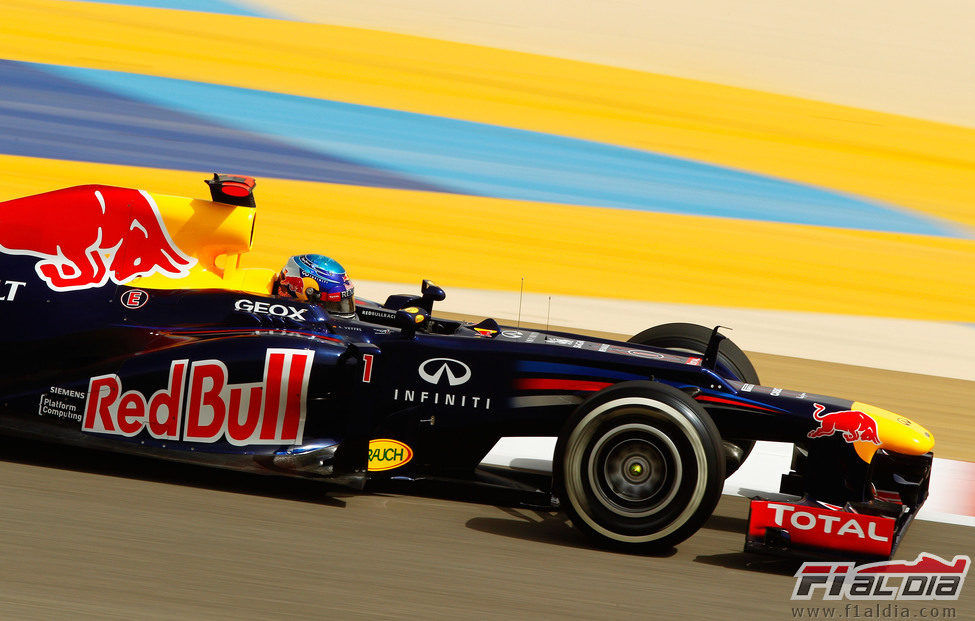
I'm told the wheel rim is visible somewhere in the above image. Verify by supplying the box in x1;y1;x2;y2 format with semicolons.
588;422;682;518
562;396;712;543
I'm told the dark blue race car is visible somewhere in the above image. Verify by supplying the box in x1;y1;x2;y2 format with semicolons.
0;174;934;559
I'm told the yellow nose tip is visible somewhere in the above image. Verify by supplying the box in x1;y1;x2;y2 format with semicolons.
851;401;935;463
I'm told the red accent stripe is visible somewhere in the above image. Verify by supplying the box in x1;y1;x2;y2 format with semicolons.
799;565;846;574
281;352;310;441
516;378;613;392
858;556;969;575
695;394;779;412
259;353;285;440
874;490;902;504
163;328;342;343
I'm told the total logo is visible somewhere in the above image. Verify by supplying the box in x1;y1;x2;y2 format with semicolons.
762;502;891;542
391;357;492;410
234;299;308;321
749;501;894;558
82;349;313;445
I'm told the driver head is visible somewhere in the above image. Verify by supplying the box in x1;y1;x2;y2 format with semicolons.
276;254;355;318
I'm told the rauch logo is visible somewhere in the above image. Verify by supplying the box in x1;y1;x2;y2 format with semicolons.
367;439;413;471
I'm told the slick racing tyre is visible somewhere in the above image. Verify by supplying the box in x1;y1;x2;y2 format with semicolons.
628;322;759;477
554;381;725;553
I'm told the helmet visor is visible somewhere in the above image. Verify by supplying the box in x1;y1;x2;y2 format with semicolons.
324;294;356;317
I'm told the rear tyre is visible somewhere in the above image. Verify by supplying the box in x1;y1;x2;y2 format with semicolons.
628;322;759;476
554;381;725;553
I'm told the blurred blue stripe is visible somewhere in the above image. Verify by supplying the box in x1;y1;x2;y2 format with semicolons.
39;63;964;237
68;0;273;17
0;61;450;193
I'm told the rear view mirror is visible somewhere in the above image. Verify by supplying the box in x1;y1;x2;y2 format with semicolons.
421;279;446;303
395;307;429;338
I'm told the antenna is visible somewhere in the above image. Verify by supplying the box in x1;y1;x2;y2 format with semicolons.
517;277;524;327
546;296;551;331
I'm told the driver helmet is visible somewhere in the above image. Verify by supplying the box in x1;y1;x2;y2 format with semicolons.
275;254;355;317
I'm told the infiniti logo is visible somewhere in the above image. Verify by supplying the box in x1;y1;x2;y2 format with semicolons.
418;358;471;386
396;358;487;409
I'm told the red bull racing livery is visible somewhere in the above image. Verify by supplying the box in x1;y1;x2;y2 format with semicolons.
0;185;196;290
808;404;881;444
0;174;935;560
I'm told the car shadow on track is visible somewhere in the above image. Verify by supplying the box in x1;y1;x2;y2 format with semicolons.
0;436;803;564
693;500;804;575
693;552;802;576
465;505;688;558
0;435;351;507
464;507;602;551
463;505;806;569
702;512;749;534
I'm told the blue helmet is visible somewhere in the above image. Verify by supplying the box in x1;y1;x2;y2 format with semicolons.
276;254;355;317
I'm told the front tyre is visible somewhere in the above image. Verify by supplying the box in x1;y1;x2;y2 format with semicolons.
627;322;759;476
554;381;725;552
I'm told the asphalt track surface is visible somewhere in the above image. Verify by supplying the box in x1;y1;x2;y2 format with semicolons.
1;344;971;620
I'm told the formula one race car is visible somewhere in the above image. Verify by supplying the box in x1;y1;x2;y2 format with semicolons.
0;174;935;559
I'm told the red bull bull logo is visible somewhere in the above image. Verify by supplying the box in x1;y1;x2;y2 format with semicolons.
0;185;196;291
278;274;306;297
808;403;882;445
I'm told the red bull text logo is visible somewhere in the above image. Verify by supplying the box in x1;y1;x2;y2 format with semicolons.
808;403;881;445
0;186;196;291
82;349;312;445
